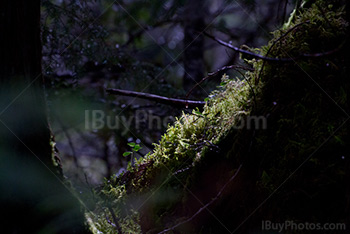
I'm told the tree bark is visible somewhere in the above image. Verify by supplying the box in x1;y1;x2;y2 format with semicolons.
0;1;87;233
0;0;58;174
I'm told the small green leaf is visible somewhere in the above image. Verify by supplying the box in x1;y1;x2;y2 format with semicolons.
128;142;136;147
194;111;202;115
133;144;142;151
123;152;132;157
204;97;209;102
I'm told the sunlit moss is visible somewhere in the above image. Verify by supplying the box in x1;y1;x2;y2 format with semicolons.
85;71;255;233
86;1;348;232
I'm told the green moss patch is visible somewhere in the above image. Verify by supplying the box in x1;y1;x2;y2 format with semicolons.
86;1;349;233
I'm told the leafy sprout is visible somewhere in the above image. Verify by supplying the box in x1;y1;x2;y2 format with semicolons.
123;142;143;167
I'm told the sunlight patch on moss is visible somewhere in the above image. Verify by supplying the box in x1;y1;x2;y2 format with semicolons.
86;1;348;232
86;73;255;233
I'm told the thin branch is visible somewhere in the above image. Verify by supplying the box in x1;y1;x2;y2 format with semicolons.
257;20;310;84
204;31;343;62
186;65;254;98
106;88;205;108
158;164;243;234
107;205;123;234
236;69;258;110
204;32;293;62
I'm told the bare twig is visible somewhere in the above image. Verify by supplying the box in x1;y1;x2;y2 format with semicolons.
256;20;310;84
106;88;205;108
242;74;258;110
158;164;243;234
186;65;254;98
107;205;123;234
173;166;191;176
204;31;343;63
204;32;294;62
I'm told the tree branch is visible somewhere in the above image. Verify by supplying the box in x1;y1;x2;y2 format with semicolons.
106;88;205;108
204;31;343;62
186;65;254;98
257;20;310;84
106;204;123;234
204;32;293;62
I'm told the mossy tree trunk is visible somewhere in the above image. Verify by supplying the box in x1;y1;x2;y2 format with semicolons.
0;1;87;233
86;1;349;233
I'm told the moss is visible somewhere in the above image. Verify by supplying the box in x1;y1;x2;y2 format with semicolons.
86;73;254;232
87;1;349;233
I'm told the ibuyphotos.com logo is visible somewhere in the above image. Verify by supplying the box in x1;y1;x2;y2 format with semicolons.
84;110;267;134
85;110;175;134
262;220;346;232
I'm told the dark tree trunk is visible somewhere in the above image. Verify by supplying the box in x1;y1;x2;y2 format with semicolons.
0;1;87;233
0;0;58;174
182;0;207;92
